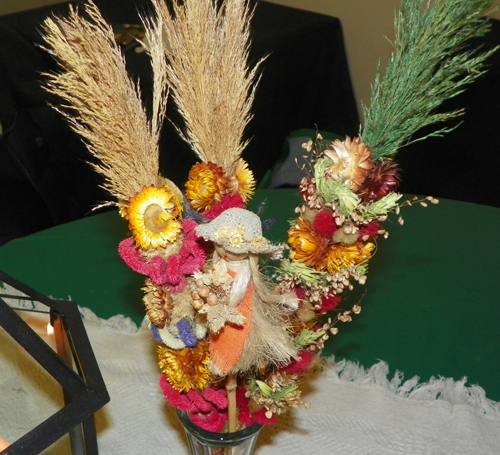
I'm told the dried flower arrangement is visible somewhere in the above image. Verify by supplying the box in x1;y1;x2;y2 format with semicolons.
41;0;497;436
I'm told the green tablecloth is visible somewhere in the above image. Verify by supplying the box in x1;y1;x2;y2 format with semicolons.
1;189;499;401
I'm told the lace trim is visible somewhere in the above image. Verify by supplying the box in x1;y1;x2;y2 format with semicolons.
3;281;498;416
79;306;143;333
329;357;500;418
1;281;143;333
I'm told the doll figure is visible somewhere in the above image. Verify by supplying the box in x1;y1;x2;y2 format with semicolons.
194;208;298;376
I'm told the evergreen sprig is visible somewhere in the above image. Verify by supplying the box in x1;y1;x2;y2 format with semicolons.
360;0;498;161
294;329;326;348
361;192;403;219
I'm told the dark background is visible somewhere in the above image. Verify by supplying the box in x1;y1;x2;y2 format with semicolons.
0;0;359;245
396;19;500;209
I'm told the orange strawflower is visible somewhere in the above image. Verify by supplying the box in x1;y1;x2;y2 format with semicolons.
318;242;375;273
288;218;329;268
185;162;227;211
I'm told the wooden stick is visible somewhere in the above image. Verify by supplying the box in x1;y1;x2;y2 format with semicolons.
226;372;238;433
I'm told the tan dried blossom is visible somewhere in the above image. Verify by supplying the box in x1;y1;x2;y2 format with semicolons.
214;225;246;249
142;279;174;328
247;372;309;417
302;139;314;152
192;266;234;306
338;311;353;323
332;222;359;245
324;137;374;191
299;177;324;210
198;303;245;334
194;266;233;290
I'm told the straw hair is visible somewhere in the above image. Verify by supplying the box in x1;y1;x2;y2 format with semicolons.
154;0;263;175
41;0;173;202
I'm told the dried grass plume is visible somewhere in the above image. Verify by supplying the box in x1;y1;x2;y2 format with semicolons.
42;0;177;203
154;0;263;175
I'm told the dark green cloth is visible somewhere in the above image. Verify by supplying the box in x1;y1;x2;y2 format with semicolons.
1;189;499;402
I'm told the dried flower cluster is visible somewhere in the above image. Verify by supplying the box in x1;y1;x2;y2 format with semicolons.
277;135;396;299
185;159;256;217
276;133;437;335
41;0;489;437
246;372;309;418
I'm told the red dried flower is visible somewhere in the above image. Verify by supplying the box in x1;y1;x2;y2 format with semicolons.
357;160;401;202
358;221;380;241
202;193;246;220
320;294;342;312
280;351;316;374
313;210;337;238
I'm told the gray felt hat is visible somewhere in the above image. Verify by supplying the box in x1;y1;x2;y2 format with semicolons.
195;208;283;258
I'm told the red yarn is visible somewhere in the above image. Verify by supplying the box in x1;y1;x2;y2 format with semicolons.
313;210;337;238
118;219;206;292
280;351;316;374
203;194;246;220
203;387;228;410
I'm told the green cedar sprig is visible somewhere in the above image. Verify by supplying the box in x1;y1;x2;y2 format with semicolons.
360;0;498;161
294;328;326;348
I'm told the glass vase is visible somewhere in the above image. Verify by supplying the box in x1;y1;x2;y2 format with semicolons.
177;411;263;455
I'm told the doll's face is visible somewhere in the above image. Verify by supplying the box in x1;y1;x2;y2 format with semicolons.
215;244;249;261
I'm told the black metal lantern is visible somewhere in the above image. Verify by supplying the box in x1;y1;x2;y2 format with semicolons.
0;270;110;455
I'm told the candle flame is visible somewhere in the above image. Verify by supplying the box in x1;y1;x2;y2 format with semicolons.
47;323;54;336
0;437;10;450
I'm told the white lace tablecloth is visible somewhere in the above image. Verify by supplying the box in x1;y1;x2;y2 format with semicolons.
1;306;500;455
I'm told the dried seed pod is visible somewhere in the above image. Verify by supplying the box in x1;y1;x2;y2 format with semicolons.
192;299;203;311
206;293;219;306
198;285;210;298
142;279;173;328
